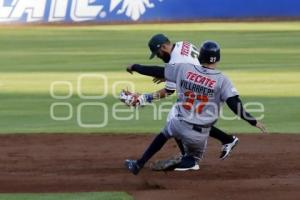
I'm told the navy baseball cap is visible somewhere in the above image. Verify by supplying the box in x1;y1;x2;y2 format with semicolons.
148;34;170;59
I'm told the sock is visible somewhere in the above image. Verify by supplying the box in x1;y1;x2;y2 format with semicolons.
209;126;233;145
175;138;185;155
137;133;168;168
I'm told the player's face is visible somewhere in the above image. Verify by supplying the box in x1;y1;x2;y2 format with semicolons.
156;47;171;63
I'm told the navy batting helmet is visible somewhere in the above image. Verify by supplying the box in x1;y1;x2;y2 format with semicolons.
198;41;220;64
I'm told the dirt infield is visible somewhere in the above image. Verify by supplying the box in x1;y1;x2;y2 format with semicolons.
0;134;299;200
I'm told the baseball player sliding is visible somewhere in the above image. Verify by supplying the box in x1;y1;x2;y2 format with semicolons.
121;40;266;175
126;34;239;160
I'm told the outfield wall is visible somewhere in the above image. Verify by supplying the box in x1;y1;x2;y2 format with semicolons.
0;0;300;23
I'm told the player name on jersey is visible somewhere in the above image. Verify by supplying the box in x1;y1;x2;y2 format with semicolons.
180;42;192;56
180;80;215;97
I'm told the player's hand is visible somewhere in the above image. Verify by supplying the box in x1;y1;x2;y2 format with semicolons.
119;89;148;107
126;64;134;74
256;121;267;134
153;77;165;84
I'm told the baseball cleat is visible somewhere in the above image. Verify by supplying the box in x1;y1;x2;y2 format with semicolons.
124;159;141;175
220;136;239;160
173;155;200;171
174;163;200;171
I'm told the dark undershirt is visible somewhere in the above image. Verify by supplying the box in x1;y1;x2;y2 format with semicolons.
131;64;165;78
226;96;257;126
131;64;173;94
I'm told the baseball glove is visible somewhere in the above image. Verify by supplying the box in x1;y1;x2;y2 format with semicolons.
119;89;148;107
150;155;182;171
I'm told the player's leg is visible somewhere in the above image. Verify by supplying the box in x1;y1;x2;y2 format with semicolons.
124;122;173;175
175;138;185;155
209;126;239;159
167;105;186;155
210;126;233;144
175;126;210;171
168;119;210;171
124;132;168;175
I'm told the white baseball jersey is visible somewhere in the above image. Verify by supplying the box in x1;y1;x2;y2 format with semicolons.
165;41;200;91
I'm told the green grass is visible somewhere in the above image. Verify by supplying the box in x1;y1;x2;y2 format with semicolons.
0;22;299;133
0;192;133;200
0;71;299;133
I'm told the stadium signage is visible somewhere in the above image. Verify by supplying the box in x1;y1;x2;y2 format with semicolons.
1;0;299;23
0;0;160;23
